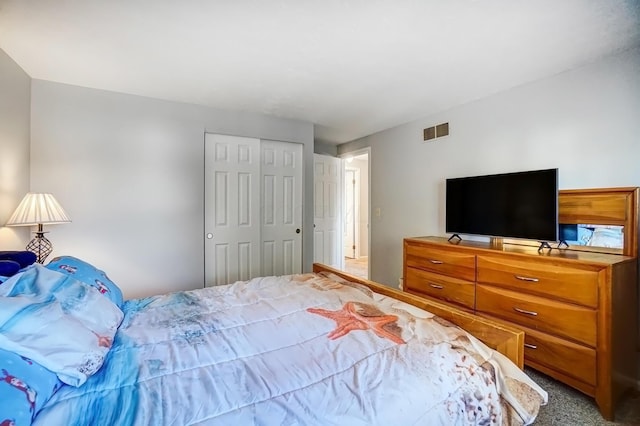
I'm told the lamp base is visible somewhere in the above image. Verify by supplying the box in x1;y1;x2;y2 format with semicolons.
26;231;53;264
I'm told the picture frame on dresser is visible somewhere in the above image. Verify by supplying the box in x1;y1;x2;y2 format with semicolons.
403;186;639;421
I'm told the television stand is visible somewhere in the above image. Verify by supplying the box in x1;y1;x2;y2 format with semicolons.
447;234;462;243
558;240;569;249
537;241;553;252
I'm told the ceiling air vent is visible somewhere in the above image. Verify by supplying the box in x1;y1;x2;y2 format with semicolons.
423;122;449;141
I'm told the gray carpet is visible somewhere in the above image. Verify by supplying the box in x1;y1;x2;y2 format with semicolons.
525;368;640;425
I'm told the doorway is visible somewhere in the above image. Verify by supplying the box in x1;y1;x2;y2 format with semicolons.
344;169;357;259
342;151;370;279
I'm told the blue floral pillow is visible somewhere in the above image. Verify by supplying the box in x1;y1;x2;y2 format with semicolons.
0;348;63;426
0;265;123;387
46;256;124;307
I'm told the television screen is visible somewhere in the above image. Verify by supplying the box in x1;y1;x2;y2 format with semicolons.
445;168;558;241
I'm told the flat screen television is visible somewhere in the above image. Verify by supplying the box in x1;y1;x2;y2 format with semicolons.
445;168;558;242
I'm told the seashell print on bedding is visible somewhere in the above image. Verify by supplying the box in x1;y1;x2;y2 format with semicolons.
298;270;374;297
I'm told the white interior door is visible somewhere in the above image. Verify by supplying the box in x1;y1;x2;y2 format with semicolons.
204;134;261;286
313;154;342;268
260;140;303;277
205;135;303;286
344;169;356;259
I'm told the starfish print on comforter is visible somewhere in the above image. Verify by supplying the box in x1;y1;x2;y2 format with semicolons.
307;301;405;344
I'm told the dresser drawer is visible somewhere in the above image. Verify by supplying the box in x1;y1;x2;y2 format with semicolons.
477;255;599;308
522;326;596;387
405;243;475;281
405;267;475;310
476;284;596;347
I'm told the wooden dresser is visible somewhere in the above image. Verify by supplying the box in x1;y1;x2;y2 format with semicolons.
403;187;639;421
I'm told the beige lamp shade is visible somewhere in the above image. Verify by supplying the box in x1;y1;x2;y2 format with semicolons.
5;193;71;264
6;193;71;226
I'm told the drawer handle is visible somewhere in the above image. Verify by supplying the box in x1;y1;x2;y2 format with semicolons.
513;307;538;316
429;259;443;264
429;283;444;289
524;343;538;350
515;275;539;283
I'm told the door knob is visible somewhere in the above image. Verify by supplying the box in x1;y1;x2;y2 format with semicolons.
206;233;214;239
296;228;301;234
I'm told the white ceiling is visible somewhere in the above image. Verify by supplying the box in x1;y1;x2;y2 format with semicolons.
1;1;639;145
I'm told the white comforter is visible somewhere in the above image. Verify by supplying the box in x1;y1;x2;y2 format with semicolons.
35;272;546;425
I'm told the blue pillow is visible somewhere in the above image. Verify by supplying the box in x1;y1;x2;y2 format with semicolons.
0;251;37;269
0;348;63;425
0;260;21;278
0;265;124;388
45;256;124;307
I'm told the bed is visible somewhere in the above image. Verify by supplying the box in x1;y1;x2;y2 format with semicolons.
0;256;547;425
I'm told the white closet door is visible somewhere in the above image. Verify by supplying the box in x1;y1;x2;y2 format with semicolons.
204;134;261;286
260;140;303;276
205;134;303;286
313;154;343;268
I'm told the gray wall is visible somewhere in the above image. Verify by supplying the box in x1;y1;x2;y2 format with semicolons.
29;80;314;298
313;140;338;156
0;49;31;249
338;46;640;288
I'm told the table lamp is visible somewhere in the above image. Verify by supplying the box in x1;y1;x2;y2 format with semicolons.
5;193;71;263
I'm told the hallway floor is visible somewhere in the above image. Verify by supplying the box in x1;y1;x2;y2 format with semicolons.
343;256;368;279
